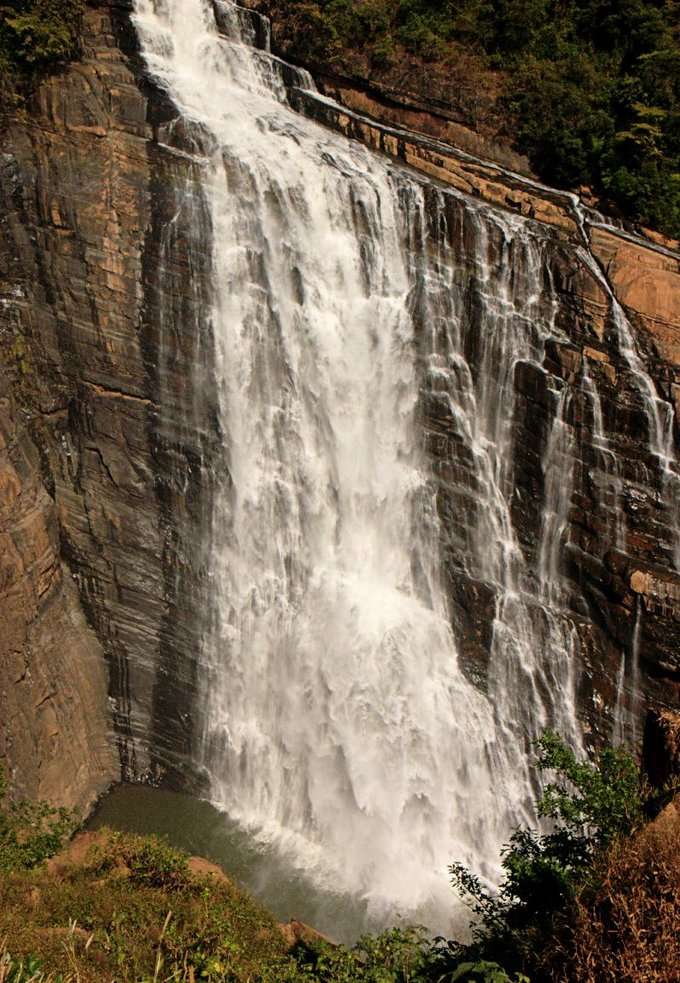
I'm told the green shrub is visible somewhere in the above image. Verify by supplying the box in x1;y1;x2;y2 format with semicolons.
0;0;83;76
450;962;529;983
0;767;76;872
86;830;193;892
443;732;644;977
292;926;433;982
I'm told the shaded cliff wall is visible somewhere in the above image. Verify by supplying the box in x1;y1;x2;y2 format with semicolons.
0;0;219;807
0;0;679;814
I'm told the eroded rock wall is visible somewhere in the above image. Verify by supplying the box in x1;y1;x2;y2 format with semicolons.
0;0;218;806
0;360;115;812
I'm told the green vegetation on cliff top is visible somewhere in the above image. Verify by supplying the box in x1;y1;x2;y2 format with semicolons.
262;0;680;238
0;0;83;77
1;735;679;982
2;1;679;236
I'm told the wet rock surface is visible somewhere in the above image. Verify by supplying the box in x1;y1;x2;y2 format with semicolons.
643;708;680;791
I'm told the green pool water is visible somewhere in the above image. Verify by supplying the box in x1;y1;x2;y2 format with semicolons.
88;784;386;944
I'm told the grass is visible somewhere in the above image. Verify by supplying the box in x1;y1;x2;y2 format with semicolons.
0;830;446;982
0;830;298;982
3;810;679;982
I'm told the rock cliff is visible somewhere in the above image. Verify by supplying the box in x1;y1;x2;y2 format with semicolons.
0;0;679;812
0;0;219;806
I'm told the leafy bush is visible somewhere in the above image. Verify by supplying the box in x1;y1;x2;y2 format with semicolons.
0;767;76;872
443;732;645;978
449;963;529;983
292;926;434;982
89;832;192;891
0;0;83;76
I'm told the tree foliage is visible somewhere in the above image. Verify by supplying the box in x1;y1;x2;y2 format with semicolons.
0;0;83;76
268;0;680;237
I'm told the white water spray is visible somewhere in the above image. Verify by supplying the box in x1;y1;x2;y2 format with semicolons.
133;0;594;928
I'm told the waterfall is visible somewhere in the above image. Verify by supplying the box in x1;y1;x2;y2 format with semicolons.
132;0;600;928
613;597;643;748
539;386;575;607
581;360;625;552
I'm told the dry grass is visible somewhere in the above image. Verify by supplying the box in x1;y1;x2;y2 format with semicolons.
553;801;680;983
1;933;79;982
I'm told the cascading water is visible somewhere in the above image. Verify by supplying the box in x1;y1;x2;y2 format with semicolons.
539;387;575;607
613;597;643;748
131;0;673;931
581;361;625;552
578;247;680;570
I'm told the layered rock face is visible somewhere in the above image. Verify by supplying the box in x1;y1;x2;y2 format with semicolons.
0;0;678;819
0;364;114;812
0;0;219;806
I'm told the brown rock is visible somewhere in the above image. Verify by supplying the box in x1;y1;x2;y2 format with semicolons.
584;346;616;384
290;88;579;236
187;856;232;885
46;830;111;874
591;227;680;368
644;710;680;791
0;0;220;803
279;919;335;948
